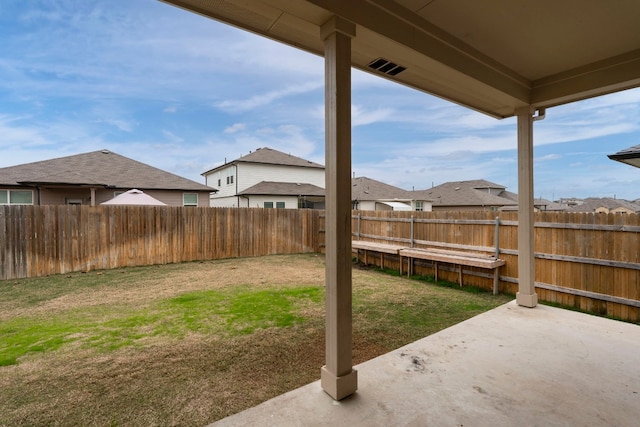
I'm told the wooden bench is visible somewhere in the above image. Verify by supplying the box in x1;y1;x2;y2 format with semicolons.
352;241;406;270
399;247;505;294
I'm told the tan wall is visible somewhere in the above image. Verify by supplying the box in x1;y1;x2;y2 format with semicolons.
37;188;211;207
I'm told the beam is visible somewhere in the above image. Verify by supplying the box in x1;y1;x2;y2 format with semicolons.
307;0;531;104
531;49;640;108
515;107;538;308
320;16;358;400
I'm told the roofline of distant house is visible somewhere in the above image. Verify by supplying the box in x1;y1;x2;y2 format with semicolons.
201;160;325;176
13;181;216;193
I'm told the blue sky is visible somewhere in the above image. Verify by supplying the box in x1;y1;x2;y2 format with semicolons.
2;0;640;201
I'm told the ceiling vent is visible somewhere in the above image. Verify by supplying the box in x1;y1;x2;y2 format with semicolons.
367;58;406;76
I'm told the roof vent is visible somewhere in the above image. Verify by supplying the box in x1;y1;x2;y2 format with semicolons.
367;58;406;76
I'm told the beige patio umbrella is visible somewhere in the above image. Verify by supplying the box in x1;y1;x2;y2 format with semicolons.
101;189;166;206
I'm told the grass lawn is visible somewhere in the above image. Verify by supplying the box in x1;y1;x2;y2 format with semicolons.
0;254;512;426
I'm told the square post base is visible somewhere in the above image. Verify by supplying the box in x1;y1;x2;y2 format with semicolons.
321;366;357;400
516;292;538;308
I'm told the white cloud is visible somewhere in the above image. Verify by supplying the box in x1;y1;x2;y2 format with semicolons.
224;123;246;134
215;81;323;113
352;105;394;127
536;154;562;161
162;130;184;144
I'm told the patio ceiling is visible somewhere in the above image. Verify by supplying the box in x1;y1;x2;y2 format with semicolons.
161;0;640;118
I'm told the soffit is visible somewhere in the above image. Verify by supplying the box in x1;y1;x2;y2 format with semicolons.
162;0;640;118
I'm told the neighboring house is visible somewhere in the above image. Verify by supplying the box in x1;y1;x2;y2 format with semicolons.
351;176;431;211
0;150;215;207
202;147;431;211
566;197;640;214
532;198;568;212
558;197;584;208
238;181;325;209
500;197;569;212
608;144;640;168
202;147;325;208
413;179;518;212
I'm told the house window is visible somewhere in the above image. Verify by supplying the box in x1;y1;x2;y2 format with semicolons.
264;202;274;208
276;201;285;209
183;193;198;206
218;179;221;187
298;198;313;209
226;169;234;185
0;190;33;205
415;201;423;212
66;199;83;205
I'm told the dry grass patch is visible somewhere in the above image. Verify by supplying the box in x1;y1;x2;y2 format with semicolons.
0;254;511;426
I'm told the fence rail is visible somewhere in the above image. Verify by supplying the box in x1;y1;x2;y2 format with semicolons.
1;206;638;322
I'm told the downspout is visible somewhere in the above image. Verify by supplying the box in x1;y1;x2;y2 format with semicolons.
235;164;241;207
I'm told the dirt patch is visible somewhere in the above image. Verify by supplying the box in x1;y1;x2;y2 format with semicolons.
4;254;326;320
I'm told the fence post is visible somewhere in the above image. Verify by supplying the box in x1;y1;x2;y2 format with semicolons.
495;216;500;258
410;215;415;248
493;216;501;295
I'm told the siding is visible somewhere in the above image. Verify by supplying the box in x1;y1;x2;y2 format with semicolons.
38;188;211;207
246;196;299;209
208;163;324;200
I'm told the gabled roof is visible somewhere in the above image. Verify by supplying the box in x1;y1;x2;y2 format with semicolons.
0;150;214;192
238;181;325;197
566;197;640;213
414;179;517;208
351;176;417;201
608;144;640;168
202;147;324;175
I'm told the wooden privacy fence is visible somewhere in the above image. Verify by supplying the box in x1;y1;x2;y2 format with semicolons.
2;206;639;322
351;210;640;322
0;205;320;280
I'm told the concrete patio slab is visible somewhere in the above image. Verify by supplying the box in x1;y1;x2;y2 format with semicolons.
212;301;640;427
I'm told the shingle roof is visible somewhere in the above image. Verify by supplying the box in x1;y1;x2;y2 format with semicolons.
0;150;214;192
413;179;517;208
566;197;640;213
202;147;324;175
238;181;325;196
608;144;640;168
351;176;416;201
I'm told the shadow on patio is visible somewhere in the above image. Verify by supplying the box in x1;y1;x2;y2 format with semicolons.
213;301;639;426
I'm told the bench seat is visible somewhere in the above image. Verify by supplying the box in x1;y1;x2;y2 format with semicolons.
352;241;406;270
399;248;505;293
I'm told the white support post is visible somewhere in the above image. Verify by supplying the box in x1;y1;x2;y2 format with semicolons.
515;107;538;308
320;16;358;401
